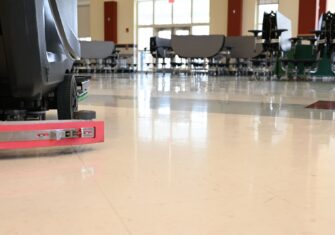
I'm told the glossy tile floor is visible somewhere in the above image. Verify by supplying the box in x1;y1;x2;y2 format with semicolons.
1;73;335;234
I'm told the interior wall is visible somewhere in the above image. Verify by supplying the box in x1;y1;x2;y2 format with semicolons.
117;0;134;44
242;0;256;35
85;0;303;43
89;0;134;44
279;0;299;37
210;0;228;35
78;5;91;37
90;0;105;41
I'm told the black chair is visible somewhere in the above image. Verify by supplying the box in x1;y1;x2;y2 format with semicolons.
248;11;287;79
149;36;174;73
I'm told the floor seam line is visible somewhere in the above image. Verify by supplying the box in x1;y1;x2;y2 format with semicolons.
74;149;133;235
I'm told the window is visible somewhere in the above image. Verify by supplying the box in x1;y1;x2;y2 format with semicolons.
257;0;279;29
138;0;153;25
138;27;153;50
175;29;190;36
193;0;210;23
137;0;210;43
173;0;192;24
137;0;210;70
192;25;209;35
137;0;210;26
154;0;172;24
157;29;172;39
137;0;210;33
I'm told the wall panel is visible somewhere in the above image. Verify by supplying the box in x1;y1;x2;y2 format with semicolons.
78;5;90;37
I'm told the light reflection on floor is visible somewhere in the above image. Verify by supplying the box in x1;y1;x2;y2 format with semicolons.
1;73;335;234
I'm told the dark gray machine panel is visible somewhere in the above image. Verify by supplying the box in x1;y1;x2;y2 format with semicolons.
0;20;7;79
0;0;80;101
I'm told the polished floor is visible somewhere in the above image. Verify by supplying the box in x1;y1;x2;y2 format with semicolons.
1;74;335;234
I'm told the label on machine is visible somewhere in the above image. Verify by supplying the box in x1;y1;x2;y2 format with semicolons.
0;120;104;150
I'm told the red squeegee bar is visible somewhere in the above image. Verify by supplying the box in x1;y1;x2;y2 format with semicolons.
0;120;104;150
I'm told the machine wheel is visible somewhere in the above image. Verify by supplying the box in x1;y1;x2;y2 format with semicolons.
57;75;78;120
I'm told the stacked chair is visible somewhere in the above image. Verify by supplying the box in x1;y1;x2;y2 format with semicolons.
249;11;289;80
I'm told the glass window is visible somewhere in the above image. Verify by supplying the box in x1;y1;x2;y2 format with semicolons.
192;0;210;23
173;0;191;24
157;29;172;39
175;29;190;35
192;25;209;35
154;0;172;25
138;0;153;25
138;27;153;50
136;0;210;71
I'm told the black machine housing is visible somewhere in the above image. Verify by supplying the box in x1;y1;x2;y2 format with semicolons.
317;12;335;54
0;0;80;117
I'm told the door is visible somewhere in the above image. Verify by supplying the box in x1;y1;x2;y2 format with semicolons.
104;1;117;42
227;0;243;36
